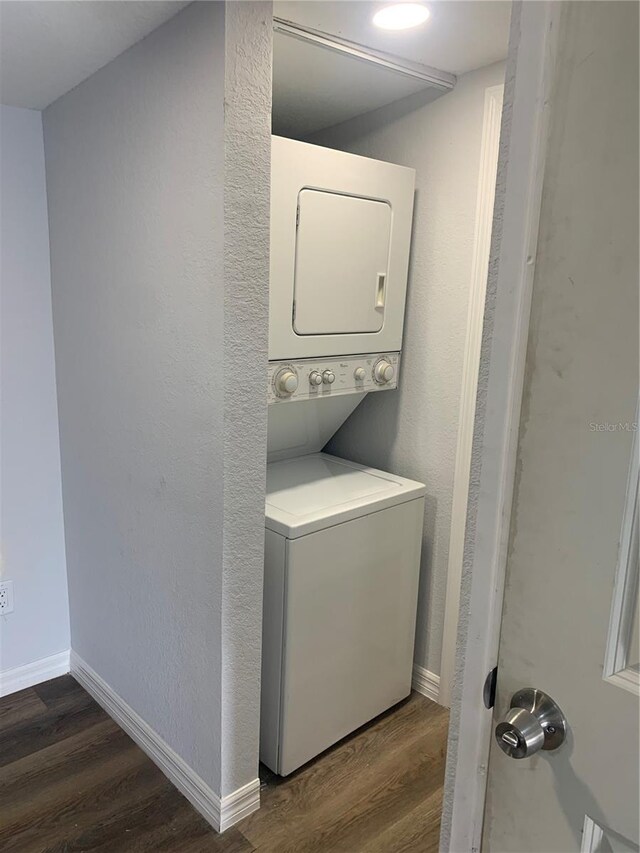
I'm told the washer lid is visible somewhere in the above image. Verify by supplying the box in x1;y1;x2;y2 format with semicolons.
265;452;425;539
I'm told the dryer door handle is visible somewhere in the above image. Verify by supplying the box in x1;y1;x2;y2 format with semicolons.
375;273;386;310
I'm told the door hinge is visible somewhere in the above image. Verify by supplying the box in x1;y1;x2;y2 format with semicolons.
296;205;300;228
292;300;296;323
483;666;498;709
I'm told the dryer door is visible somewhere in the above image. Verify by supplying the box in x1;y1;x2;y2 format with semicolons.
270;136;415;360
293;190;391;335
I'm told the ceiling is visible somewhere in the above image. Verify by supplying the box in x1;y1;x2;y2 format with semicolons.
273;1;511;76
0;1;189;110
273;28;448;139
272;1;510;138
0;0;510;134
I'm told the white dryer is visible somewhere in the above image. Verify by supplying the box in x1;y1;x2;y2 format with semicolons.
267;137;416;463
270;136;416;361
261;453;425;776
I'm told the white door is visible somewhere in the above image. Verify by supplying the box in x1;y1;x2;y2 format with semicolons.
484;3;639;851
293;190;390;335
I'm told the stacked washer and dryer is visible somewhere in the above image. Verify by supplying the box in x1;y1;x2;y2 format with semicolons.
261;136;425;776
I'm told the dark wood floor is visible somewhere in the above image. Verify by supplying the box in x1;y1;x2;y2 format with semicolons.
0;675;448;852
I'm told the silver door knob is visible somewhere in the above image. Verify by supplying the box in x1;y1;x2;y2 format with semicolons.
495;688;566;759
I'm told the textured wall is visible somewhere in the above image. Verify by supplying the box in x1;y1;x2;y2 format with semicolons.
0;104;69;674
44;3;227;790
221;1;272;797
311;60;506;677
44;0;272;798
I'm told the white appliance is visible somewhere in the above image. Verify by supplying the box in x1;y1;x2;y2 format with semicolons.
261;137;424;775
270;136;415;361
267;351;400;462
261;453;425;776
268;136;416;462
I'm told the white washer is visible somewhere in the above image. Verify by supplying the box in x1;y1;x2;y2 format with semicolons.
260;453;425;776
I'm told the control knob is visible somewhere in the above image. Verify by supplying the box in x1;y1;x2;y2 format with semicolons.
322;370;335;385
309;371;323;387
373;360;395;385
354;367;366;381
274;368;298;397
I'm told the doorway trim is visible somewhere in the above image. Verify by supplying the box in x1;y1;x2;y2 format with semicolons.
603;398;640;695
440;2;561;850
439;82;505;708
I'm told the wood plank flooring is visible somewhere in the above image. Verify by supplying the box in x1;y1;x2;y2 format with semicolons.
1;675;448;852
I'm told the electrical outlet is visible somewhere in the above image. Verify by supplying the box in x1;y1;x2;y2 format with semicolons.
0;581;14;614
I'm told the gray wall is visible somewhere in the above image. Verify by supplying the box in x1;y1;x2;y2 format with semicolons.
221;1;272;797
43;1;271;796
0;104;69;676
311;60;506;678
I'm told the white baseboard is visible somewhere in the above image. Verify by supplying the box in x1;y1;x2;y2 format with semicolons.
412;664;441;704
219;778;262;831
0;650;70;697
70;651;259;832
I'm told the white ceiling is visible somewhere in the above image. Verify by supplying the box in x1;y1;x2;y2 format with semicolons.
0;1;189;110
274;1;511;76
272;1;510;138
273;29;447;138
0;0;510;135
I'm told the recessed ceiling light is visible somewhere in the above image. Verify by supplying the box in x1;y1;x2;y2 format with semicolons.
373;3;430;31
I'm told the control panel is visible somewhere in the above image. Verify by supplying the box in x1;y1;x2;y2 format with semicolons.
268;353;400;404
